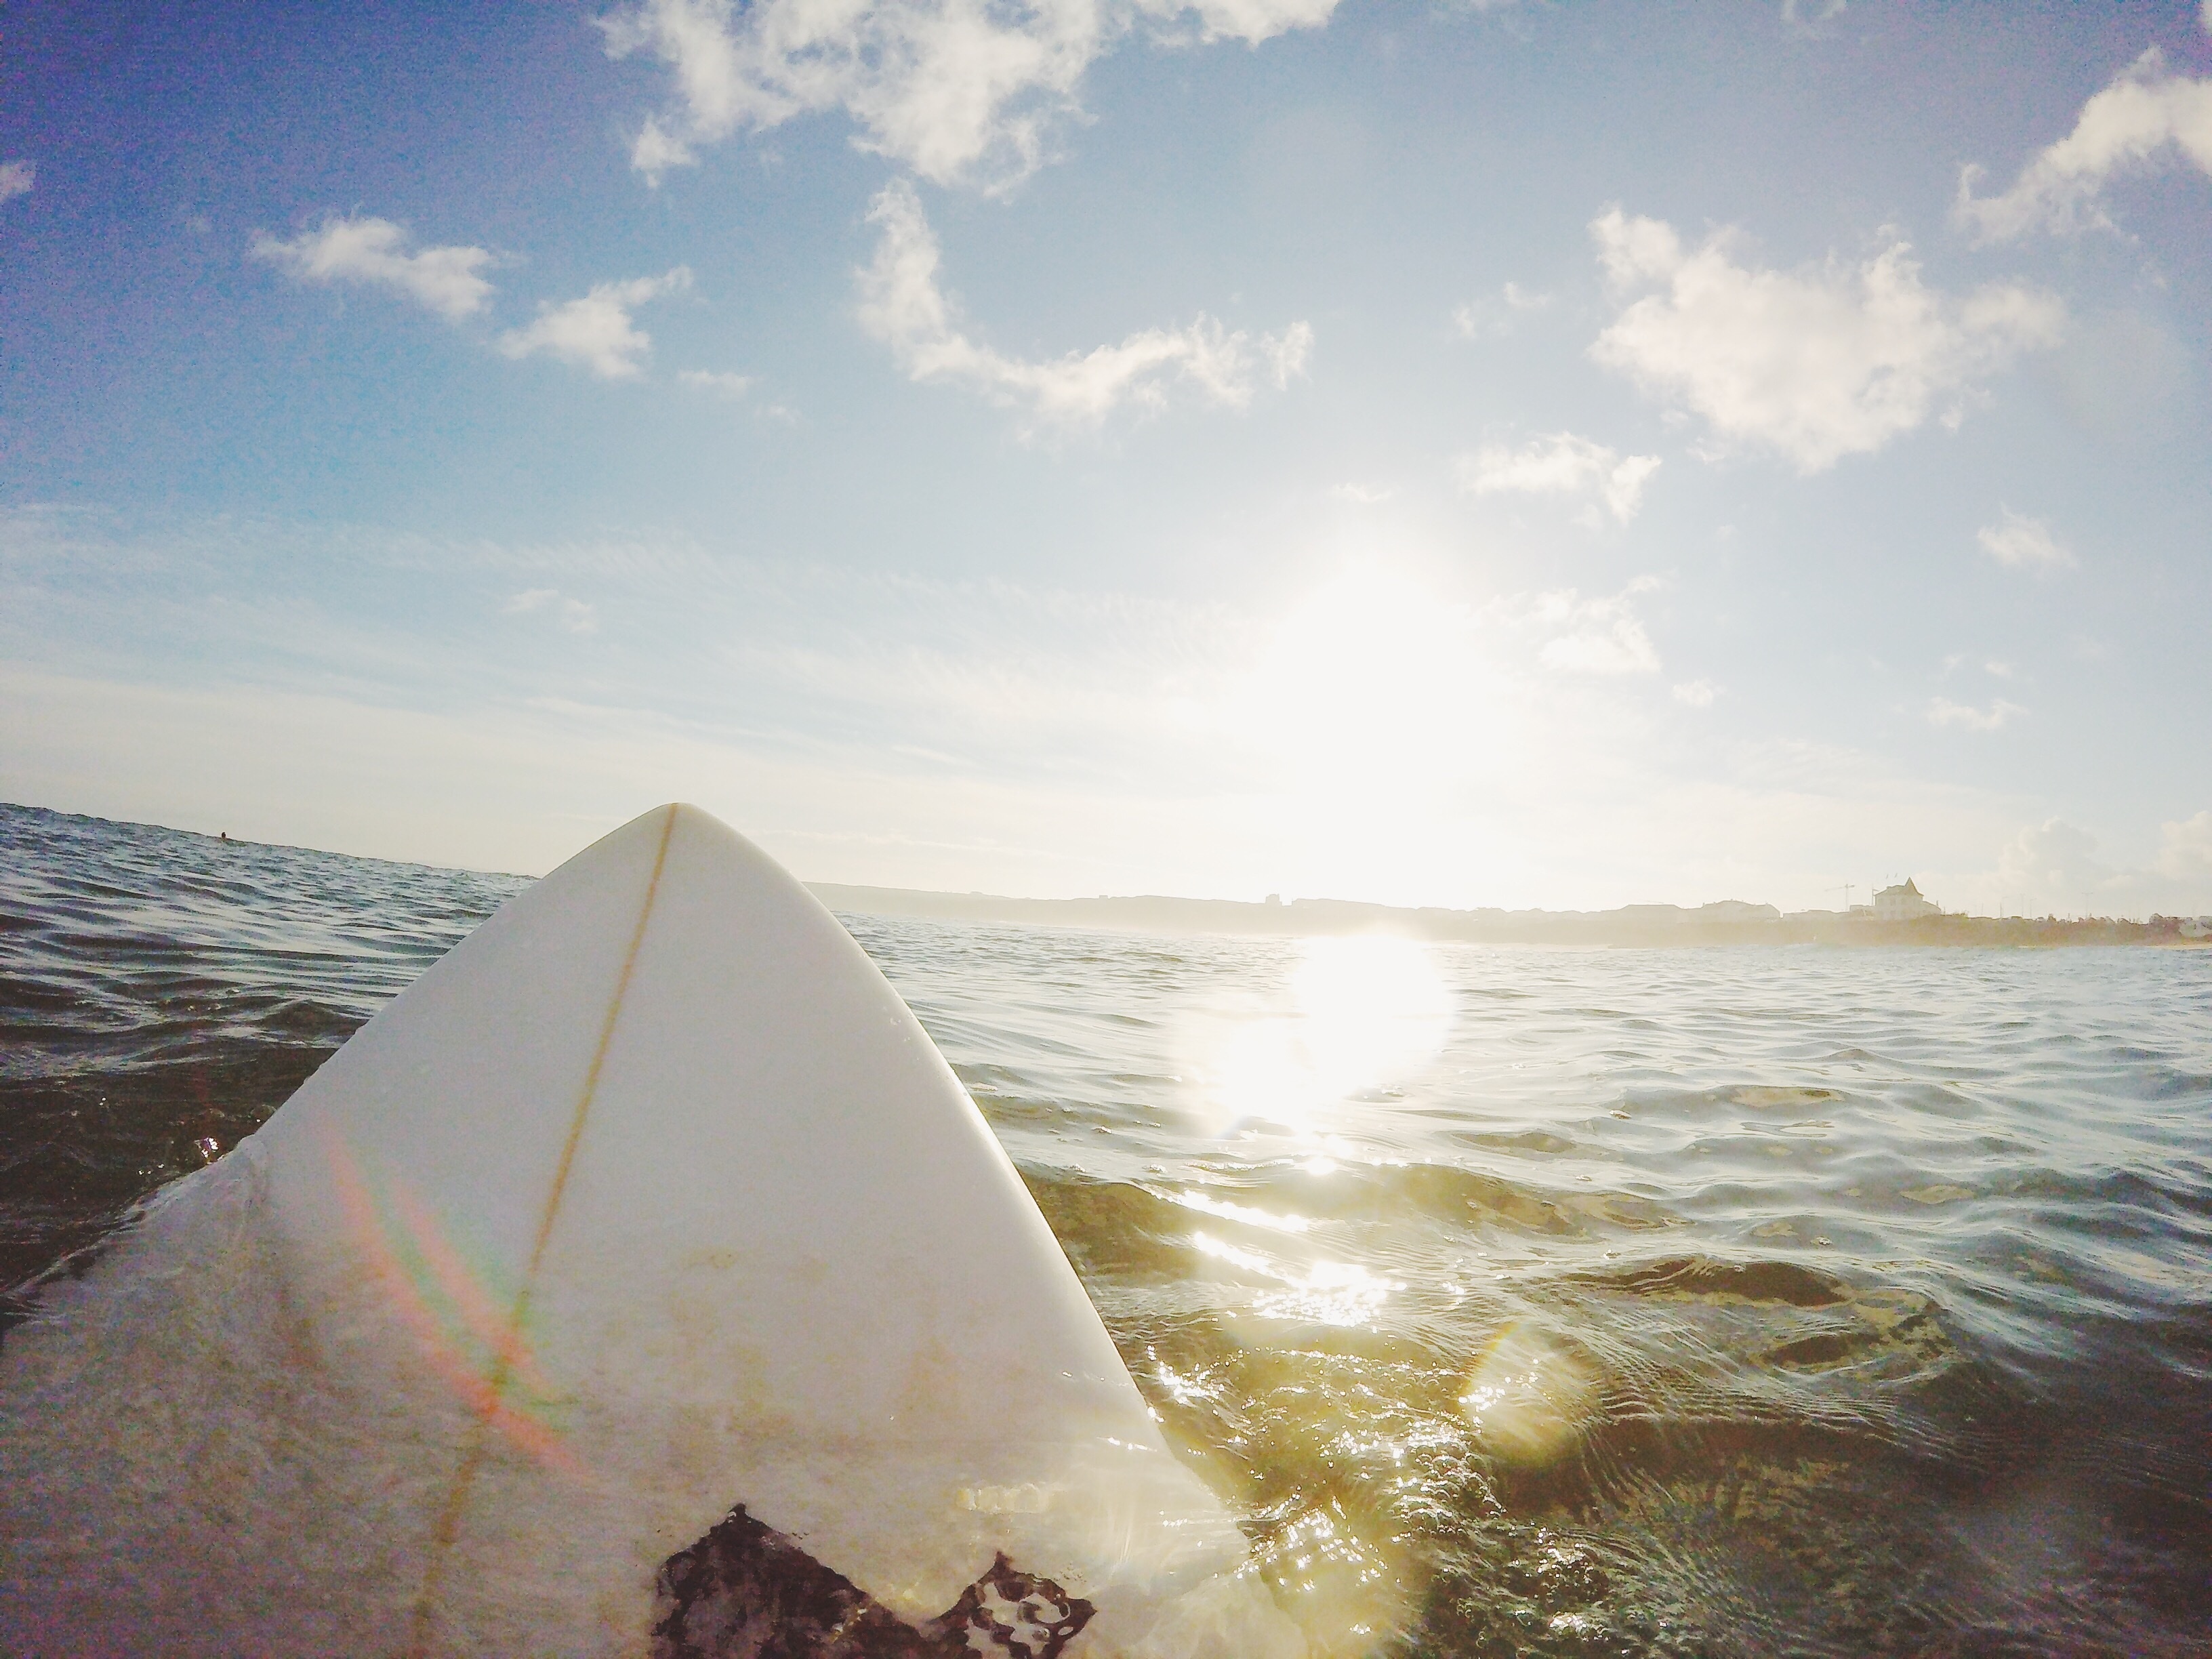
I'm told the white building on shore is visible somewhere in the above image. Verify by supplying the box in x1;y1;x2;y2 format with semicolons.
1873;878;1940;922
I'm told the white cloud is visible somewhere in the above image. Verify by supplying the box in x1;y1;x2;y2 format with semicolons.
504;588;599;634
1781;0;1845;29
497;268;693;379
679;369;756;397
1450;281;1551;339
249;216;496;321
11;507;2159;914
1926;696;2025;732
2160;810;2212;880
1956;813;2212;918
1673;679;1719;708
0;160;33;205
599;0;1340;188
1957;49;2212;242
1587;207;2064;473
1455;431;1660;525
1496;580;1663;676
1330;483;1392;504
855;179;1310;427
1997;818;2109;909
1977;508;2076;573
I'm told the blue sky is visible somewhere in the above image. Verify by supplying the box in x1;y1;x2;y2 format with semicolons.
3;0;2209;915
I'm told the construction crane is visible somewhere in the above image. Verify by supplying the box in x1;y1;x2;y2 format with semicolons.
1829;882;1856;912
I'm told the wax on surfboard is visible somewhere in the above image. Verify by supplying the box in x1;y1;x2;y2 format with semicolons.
0;804;1307;1659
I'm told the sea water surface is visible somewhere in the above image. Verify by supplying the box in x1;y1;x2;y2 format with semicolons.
3;801;2209;1656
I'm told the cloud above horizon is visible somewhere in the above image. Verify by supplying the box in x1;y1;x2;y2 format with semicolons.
1498;579;1664;676
1978;508;2076;573
16;501;2209;915
1587;207;2064;472
250;216;497;321
1986;811;2212;917
599;0;1341;188
497;268;693;378
1957;49;2212;242
504;587;600;634
1456;431;1660;525
678;369;755;398
856;180;1311;427
1927;695;2026;733
1450;281;1552;340
0;160;33;205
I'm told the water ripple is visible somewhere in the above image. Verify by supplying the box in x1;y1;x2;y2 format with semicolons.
3;802;2209;1655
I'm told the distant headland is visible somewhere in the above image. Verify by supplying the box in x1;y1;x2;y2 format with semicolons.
811;881;2212;948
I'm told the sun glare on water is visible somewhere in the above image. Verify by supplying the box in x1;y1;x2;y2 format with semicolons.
1193;933;1453;1140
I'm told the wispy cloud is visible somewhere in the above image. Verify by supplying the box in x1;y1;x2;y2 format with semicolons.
10;506;2163;912
1957;49;2212;242
1977;508;2076;573
497;268;693;379
1977;813;2212;917
2161;809;2212;880
855;179;1310;428
1927;696;2026;732
678;369;756;398
504;588;599;634
1492;579;1664;676
1450;281;1551;339
1456;431;1660;525
1673;679;1719;708
0;160;33;205
1780;0;1846;32
250;216;496;321
1587;207;2063;472
598;0;1341;188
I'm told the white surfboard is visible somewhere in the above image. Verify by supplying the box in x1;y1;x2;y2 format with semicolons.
0;804;1305;1658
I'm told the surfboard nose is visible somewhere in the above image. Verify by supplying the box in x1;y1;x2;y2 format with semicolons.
2;804;1305;1658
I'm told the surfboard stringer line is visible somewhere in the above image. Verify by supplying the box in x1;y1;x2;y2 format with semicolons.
404;804;679;1658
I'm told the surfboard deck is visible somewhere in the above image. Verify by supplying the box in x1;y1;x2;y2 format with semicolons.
0;804;1305;1658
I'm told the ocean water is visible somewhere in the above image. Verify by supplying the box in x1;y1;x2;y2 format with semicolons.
3;801;2209;1656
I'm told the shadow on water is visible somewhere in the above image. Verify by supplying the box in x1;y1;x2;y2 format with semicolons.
4;802;2211;1654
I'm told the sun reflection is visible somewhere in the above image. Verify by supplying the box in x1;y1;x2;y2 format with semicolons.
1251;1258;1399;1328
1171;1191;1313;1233
1193;933;1452;1139
1189;1231;1401;1328
1458;1322;1598;1467
1251;1500;1410;1658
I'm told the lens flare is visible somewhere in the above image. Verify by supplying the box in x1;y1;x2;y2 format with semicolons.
327;1133;581;1475
1458;1322;1598;1467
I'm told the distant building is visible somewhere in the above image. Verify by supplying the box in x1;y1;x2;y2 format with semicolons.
1699;900;1780;923
1873;879;1940;922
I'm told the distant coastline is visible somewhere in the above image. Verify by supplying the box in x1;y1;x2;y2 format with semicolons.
5;802;2199;949
812;884;2211;948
